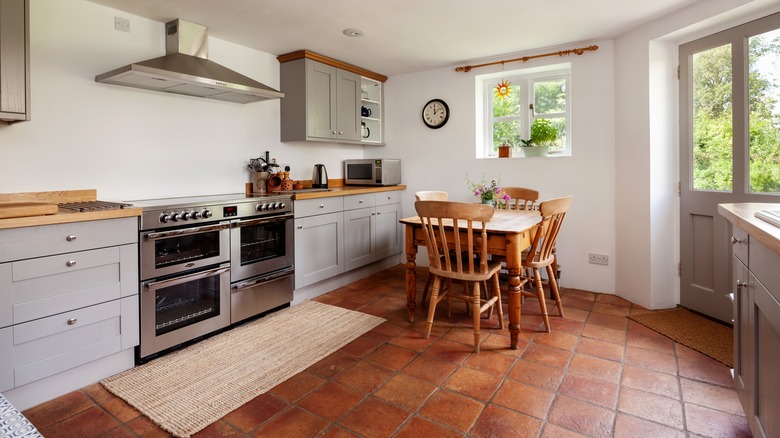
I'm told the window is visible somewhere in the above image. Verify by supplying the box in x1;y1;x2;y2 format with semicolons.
477;63;571;158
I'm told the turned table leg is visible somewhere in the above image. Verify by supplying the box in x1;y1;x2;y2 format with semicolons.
405;224;418;323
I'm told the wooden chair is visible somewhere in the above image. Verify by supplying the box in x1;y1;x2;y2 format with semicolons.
414;200;504;352
521;196;573;332
415;191;449;305
497;187;539;211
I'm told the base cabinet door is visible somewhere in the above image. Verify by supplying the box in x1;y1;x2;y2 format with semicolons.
733;255;752;418
344;207;374;271
752;273;780;438
294;212;344;288
374;203;401;260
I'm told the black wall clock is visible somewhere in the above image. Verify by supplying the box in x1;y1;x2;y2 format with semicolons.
422;99;449;129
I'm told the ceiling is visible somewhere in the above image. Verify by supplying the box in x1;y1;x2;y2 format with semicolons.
87;0;701;76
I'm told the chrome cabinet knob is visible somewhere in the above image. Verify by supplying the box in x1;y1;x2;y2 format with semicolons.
731;236;745;245
66;260;77;267
736;280;747;289
66;235;77;242
67;318;77;325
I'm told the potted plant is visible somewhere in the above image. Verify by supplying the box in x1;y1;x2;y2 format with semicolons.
521;119;558;157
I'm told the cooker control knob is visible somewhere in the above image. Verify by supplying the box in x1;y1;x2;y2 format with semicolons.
268;203;276;210
170;212;180;222
255;203;265;212
261;203;270;211
202;209;212;219
192;210;201;219
159;214;170;223
181;211;191;221
275;202;284;210
278;202;286;210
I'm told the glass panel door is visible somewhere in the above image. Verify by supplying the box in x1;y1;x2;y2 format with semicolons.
749;28;780;193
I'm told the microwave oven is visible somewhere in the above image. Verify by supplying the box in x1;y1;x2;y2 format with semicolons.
344;159;401;186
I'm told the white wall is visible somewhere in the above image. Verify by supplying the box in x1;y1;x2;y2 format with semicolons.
0;0;364;201
383;42;617;294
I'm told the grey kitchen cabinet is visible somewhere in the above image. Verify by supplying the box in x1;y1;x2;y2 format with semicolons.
0;0;30;122
278;51;387;145
294;197;345;288
0;217;139;393
343;192;402;271
720;203;780;438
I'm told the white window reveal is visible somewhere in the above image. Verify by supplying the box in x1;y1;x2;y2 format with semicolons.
476;63;571;158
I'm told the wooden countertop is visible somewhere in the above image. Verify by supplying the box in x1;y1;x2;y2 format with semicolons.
291;185;406;200
718;203;780;256
0;189;141;230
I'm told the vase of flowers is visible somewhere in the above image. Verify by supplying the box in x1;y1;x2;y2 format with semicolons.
466;174;511;207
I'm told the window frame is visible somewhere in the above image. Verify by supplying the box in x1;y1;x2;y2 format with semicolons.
477;63;571;158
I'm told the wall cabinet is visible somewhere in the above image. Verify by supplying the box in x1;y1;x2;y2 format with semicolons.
0;218;139;392
726;219;780;438
0;0;30;122
278;51;386;145
344;192;402;270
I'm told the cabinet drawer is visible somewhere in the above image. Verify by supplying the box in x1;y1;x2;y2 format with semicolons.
732;226;749;265
376;191;401;206
344;194;376;211
750;238;780;303
294;197;343;218
0;217;137;263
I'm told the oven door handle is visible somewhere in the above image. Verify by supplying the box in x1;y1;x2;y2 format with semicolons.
232;267;294;291
233;213;294;228
144;265;230;291
145;223;230;240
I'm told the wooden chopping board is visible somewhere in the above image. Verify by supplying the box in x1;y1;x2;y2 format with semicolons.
0;202;58;219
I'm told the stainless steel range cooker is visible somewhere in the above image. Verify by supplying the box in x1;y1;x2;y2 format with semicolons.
130;193;294;362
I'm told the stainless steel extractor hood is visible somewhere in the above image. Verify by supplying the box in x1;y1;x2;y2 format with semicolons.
96;19;284;103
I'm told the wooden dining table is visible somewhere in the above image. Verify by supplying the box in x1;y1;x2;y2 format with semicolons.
399;209;541;349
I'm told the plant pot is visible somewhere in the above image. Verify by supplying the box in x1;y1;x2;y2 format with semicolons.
498;145;511;158
522;146;548;157
481;199;496;207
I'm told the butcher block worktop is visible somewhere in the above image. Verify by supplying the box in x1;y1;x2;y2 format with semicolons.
292;184;406;200
0;189;141;230
718;203;780;256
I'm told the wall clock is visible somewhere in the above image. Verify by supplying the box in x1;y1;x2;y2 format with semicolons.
422;99;449;129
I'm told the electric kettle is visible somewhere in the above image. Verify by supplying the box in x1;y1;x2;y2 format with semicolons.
312;164;328;188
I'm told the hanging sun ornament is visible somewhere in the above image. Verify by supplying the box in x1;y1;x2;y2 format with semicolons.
494;79;511;99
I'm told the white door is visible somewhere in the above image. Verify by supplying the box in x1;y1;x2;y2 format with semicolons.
679;13;780;322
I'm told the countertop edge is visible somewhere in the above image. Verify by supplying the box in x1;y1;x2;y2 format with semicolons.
293;185;406;200
0;208;142;230
718;203;780;256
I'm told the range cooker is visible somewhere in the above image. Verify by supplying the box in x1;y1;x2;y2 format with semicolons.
130;193;294;362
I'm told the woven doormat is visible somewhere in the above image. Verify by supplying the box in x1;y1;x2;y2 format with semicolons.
628;307;733;367
101;300;385;438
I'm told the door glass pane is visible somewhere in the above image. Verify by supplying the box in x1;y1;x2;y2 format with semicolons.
692;44;733;191
748;29;780;193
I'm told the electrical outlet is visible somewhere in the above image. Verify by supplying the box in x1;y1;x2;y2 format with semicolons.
588;253;609;265
115;16;130;32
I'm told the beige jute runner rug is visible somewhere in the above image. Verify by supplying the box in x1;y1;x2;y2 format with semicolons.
101;300;385;438
628;307;733;368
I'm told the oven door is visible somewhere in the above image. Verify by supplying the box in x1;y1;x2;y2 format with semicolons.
139;264;230;360
140;222;231;281
230;214;294;282
231;267;294;324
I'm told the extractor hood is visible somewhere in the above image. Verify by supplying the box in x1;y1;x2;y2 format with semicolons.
96;19;284;103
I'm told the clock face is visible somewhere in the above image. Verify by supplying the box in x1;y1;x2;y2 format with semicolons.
422;99;449;129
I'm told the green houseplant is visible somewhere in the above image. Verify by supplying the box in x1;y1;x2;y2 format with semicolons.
521;119;558;157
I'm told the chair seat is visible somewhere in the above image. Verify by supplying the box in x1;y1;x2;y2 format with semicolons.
429;261;502;282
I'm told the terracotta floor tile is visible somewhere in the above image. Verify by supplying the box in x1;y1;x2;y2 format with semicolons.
443;366;503;402
297;382;364;421
222;393;288;432
339;335;384;358
680;378;745;415
595;294;632;307
560;296;596;312
419;389;485;432
192;419;244;437
23;390;96;430
331;298;367;311
540;423;590;437
568;353;622;384
562;289;597;302
334;360;395;393
363;321;405;342
613;413;685;438
338;397;410;438
678;355;734;388
559;374;619;409
492;379;554;419
100;396;141;423
548;395;615;438
592;302;631;317
533;331;579;351
508;359;564;392
521;343;572;369
626;330;676;355
374;374;437;412
252;406;329;437
575;337;625;362
364;343;418;371
97;425;138;438
425;337;474;364
312;293;343;305
401;354;458;385
585;311;628;331
319;425;360;438
38;406;121;438
559;307;590;323
464;350;517;376
581;323;627;345
388;328;439;352
547;318;585;336
125;415;171;437
617;386;684;429
620;365;680;399
82;383;115;405
684;403;752;438
394;416;463;438
481;332;529;356
267;371;325;403
624;346;678;374
307;352;359;378
470;404;543;438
